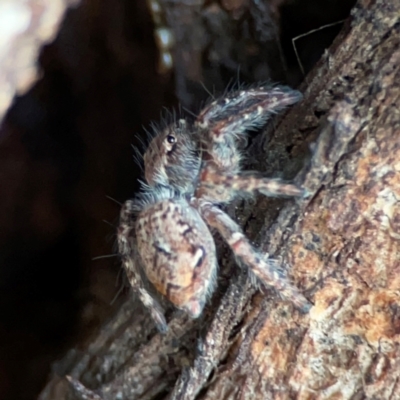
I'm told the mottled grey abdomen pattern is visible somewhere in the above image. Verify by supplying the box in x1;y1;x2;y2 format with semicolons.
135;198;217;317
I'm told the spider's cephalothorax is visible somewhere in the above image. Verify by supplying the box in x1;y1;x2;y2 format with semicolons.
118;85;310;332
143;119;201;193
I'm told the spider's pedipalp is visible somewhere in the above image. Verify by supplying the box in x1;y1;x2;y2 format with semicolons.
194;199;310;311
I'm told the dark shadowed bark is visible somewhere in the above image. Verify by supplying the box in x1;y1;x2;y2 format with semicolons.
37;0;400;399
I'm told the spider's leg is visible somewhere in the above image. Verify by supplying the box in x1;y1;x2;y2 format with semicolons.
118;200;167;332
194;199;311;311
196;86;302;172
198;167;306;202
197;86;302;139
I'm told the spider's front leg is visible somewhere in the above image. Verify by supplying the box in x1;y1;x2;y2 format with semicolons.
196;85;303;173
198;166;306;202
193;199;311;311
118;200;168;332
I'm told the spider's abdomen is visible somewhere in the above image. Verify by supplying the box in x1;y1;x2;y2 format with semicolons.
135;198;217;317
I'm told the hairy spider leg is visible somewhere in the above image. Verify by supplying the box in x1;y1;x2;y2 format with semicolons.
198;166;305;202
196;86;303;173
118;200;168;332
194;199;310;311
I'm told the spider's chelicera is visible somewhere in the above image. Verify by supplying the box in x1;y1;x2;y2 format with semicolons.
118;85;310;332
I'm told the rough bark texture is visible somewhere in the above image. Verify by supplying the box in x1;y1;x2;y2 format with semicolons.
37;0;400;399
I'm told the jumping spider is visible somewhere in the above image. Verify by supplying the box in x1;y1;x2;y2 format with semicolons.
118;85;310;332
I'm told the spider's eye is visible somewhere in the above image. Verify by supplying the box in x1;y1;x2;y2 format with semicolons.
166;135;176;144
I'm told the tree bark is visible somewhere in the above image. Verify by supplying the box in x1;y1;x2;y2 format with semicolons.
39;0;400;399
